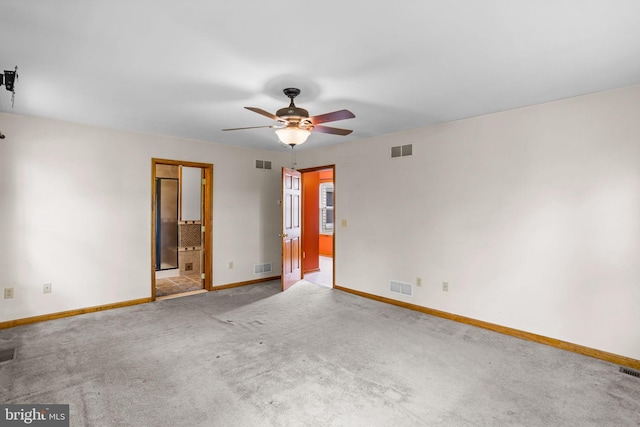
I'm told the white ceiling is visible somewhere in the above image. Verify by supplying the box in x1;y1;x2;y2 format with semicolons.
1;1;640;151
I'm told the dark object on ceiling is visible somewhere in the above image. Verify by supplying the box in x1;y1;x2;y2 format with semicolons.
1;66;18;107
1;67;18;92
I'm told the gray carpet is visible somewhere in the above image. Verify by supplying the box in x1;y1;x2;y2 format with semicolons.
1;280;639;426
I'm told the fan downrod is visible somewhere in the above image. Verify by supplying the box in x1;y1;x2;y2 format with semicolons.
277;87;309;117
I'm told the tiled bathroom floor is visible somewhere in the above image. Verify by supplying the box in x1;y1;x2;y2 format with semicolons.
156;274;203;297
303;256;333;288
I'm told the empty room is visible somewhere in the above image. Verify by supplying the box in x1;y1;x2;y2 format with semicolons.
1;1;639;426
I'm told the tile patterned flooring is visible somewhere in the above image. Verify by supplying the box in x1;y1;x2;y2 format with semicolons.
156;273;203;297
303;256;333;288
156;256;332;298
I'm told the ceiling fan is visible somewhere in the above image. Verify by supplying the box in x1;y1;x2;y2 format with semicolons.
222;88;355;147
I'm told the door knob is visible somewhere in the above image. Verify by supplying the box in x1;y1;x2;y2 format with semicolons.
279;233;289;238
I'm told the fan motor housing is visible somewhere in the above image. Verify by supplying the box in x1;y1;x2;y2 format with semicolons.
276;106;309;118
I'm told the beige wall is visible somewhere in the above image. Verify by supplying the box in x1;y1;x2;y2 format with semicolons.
0;113;288;322
2;84;639;361
296;84;640;360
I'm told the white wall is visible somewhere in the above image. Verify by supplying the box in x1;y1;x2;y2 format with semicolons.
2;85;639;360
181;166;202;221
296;84;640;360
0;113;288;322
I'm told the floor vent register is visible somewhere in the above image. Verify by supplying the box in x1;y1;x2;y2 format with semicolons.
0;348;16;363
619;366;640;378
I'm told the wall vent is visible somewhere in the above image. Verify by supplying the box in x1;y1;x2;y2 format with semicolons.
0;348;16;364
255;160;272;170
391;144;413;158
620;366;640;378
390;280;412;296
254;263;273;274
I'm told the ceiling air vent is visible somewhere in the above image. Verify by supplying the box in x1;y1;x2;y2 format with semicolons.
255;160;272;170
391;144;412;158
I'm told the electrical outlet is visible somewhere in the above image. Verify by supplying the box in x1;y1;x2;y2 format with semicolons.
416;277;422;287
442;282;449;292
341;219;348;227
43;283;52;294
228;261;233;269
4;288;14;299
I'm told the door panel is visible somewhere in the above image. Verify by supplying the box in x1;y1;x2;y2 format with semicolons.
282;168;302;291
285;194;292;228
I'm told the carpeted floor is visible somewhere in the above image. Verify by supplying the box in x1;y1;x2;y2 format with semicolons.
1;280;639;426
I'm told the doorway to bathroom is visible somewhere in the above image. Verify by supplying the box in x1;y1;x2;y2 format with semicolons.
151;158;213;300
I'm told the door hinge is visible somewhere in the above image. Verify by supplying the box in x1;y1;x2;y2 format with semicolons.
202;178;206;185
201;226;205;233
201;273;205;280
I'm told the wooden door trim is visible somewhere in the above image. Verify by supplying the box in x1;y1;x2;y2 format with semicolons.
151;158;213;301
299;165;336;288
299;165;335;173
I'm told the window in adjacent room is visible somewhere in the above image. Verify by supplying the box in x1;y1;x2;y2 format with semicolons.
320;182;334;234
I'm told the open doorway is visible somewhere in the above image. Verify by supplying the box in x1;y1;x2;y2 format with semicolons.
151;159;213;300
300;166;335;288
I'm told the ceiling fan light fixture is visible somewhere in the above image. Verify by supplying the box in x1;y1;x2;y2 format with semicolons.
222;88;354;147
276;127;311;146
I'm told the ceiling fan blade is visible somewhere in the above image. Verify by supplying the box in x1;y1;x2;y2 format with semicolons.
222;125;279;131
309;109;355;125
312;125;353;136
245;107;281;121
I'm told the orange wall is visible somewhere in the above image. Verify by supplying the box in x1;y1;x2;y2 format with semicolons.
319;234;333;257
302;169;334;273
302;171;320;272
319;170;333;181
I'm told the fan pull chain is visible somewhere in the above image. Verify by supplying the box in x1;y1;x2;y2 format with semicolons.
291;146;297;170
